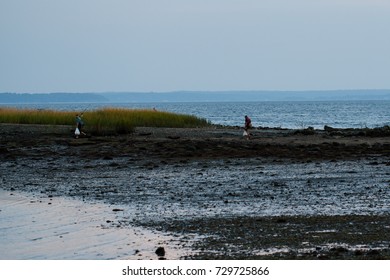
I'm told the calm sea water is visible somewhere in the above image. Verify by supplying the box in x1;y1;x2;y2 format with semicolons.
5;100;390;129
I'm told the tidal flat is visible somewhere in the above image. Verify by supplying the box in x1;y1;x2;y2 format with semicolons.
1;124;389;259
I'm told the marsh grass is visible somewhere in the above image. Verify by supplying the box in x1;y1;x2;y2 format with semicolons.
0;107;211;135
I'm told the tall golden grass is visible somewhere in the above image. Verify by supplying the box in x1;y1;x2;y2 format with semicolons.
0;107;211;134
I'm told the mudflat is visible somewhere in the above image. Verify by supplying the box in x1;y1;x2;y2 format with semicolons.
1;123;390;259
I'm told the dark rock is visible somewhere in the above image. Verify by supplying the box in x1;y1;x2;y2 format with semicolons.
355;250;363;256
272;181;287;187
324;125;334;131
367;249;380;256
155;247;165;257
330;246;348;253
167;135;180;140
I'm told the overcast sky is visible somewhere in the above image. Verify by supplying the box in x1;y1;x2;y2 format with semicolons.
1;0;389;93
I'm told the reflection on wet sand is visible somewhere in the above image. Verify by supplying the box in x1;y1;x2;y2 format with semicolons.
0;190;192;260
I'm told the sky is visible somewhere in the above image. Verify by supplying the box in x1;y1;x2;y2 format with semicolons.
1;0;390;93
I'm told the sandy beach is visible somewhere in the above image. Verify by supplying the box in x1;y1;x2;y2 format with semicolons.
1;123;389;259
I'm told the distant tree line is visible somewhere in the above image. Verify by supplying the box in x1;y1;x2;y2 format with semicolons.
1;90;390;104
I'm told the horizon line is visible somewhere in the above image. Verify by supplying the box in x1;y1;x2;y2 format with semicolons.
2;89;390;94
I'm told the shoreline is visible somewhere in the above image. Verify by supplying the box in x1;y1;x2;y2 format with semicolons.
1;123;389;259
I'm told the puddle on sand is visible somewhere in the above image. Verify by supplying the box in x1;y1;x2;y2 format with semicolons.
0;190;192;260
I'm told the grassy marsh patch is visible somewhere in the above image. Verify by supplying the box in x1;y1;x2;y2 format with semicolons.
0;107;211;135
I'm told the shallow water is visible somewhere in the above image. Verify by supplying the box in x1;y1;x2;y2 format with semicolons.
0;190;191;260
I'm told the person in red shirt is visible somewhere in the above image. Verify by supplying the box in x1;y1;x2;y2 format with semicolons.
244;115;252;140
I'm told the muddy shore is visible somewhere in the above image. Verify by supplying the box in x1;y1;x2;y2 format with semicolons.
1;123;390;259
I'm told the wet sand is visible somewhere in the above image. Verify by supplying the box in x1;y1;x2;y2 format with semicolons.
0;189;191;260
0;123;389;259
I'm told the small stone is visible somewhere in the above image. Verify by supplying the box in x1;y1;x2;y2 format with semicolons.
155;247;165;257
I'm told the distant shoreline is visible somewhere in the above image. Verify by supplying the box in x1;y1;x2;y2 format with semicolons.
1;89;390;104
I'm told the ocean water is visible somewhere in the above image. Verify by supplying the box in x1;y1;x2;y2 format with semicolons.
4;100;390;129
